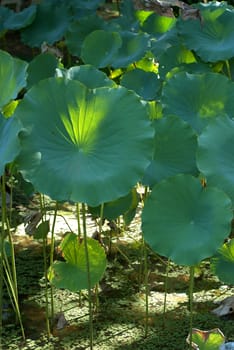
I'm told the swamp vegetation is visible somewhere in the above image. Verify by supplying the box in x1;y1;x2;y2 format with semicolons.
0;0;234;349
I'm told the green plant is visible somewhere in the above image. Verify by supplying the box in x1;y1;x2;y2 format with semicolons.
1;0;234;348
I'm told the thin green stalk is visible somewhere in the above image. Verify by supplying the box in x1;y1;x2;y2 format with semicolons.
43;236;51;336
49;202;58;320
76;203;82;306
163;259;170;326
81;202;93;350
3;257;25;339
225;60;232;80
188;266;195;350
94;203;104;313
0;175;6;347
143;239;149;338
39;194;50;336
76;203;82;240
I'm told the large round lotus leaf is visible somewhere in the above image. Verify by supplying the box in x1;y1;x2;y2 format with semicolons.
3;5;36;30
81;30;122;68
0;50;28;109
21;2;71;47
56;65;115;89
0;114;22;176
143;115;198;187
65;15;107;57
48;233;106;292
177;6;234;62
142;174;232;266
161;72;234;133
27;53;59;89
211;239;234;285
120;68;160;100
111;31;150;69
197;116;234;203
15;78;153;206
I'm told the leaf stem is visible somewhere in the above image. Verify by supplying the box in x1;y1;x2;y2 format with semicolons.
82;202;93;350
188;265;195;350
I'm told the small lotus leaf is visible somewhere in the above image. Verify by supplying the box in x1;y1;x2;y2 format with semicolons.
65;15;107;57
81;30;122;68
48;234;106;291
142;174;232;266
120;68;160;100
111;31;150;68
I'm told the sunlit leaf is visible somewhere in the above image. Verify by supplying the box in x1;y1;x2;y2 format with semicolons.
48;233;106;291
186;328;225;350
211;239;234;284
15;78;153;206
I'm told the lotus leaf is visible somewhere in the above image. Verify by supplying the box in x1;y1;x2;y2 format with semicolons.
56;65;115;88
48;233;106;291
162;72;234;132
0;50;28;109
21;2;71;47
0;114;22;176
197;115;234;203
16;78;153;206
142;174;232;266
178;4;234;62
143;115;198;187
211;239;234;285
120;68;160;100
